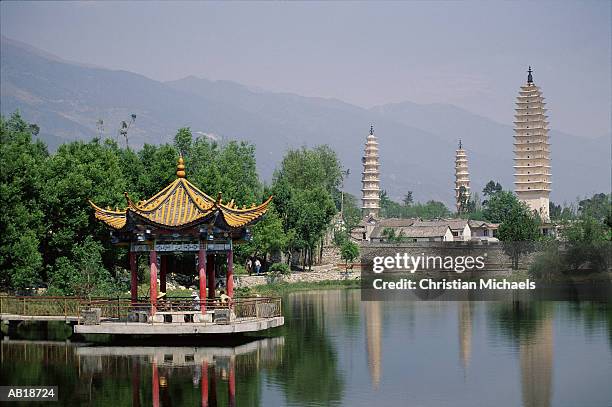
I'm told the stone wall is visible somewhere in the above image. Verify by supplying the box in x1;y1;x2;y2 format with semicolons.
321;245;342;265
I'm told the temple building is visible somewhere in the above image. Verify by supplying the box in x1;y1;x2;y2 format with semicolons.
361;125;381;218
455;139;471;213
89;156;272;317
514;67;551;221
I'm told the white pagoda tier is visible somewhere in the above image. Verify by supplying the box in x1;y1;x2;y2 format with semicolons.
361;125;381;218
514;67;551;222
455;140;470;213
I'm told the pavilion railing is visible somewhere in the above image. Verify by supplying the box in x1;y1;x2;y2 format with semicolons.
0;296;104;319
1;295;282;323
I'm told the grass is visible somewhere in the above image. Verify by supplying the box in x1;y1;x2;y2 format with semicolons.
235;279;360;297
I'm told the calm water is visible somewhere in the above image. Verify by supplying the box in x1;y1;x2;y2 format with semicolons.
2;289;612;407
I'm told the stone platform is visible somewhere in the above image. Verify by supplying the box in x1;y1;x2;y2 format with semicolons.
74;316;284;335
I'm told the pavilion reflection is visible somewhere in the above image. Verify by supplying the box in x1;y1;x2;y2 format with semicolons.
1;336;283;407
76;337;284;407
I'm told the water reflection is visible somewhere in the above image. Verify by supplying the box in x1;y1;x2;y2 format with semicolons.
1;291;611;406
363;301;382;389
1;337;284;406
458;302;473;372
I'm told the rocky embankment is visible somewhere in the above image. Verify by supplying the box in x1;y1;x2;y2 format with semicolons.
236;264;360;289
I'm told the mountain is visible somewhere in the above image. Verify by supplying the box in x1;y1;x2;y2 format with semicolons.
1;36;609;207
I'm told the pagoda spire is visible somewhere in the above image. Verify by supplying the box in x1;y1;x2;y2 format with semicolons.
176;155;186;178
527;66;533;84
370;124;374;135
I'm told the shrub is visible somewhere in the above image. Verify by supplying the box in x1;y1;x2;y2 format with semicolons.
268;262;291;275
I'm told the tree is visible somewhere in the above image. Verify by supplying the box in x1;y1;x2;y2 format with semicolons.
241;208;292;264
272;146;341;269
497;199;541;269
403;191;414;206
561;213;610;272
578;193;611;222
483;191;519;223
340;240;359;273
482;180;503;197
340;192;361;233
173;127;192;157
0;113;48;290
381;227;405;243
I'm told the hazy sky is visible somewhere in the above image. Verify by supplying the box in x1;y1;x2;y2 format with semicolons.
1;1;610;138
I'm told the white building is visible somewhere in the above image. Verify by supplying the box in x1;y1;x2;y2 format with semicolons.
514;67;551;221
361;125;381;218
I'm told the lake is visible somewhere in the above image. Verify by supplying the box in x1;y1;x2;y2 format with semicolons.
1;289;611;406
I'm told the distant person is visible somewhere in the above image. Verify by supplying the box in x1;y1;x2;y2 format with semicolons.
246;258;253;275
219;289;230;305
191;291;200;310
255;259;262;275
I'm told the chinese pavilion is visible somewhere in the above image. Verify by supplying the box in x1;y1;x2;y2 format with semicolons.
89;156;271;314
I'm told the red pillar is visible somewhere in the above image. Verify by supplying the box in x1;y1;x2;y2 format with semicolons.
207;254;215;299
150;248;158;314
226;248;234;297
228;357;236;407
198;245;207;313
200;361;208;407
160;255;167;293
129;251;138;304
152;361;160;407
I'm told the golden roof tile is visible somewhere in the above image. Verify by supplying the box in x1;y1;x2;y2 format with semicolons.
90;157;271;230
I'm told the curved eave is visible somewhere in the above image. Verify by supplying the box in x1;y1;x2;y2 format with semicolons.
218;196;273;228
89;200;127;230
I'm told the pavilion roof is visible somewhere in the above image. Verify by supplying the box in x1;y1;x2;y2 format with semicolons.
90;157;271;230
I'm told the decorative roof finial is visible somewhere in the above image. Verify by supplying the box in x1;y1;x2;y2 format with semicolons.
527;66;533;84
176;155;186;178
459;139;462;149
370;125;374;135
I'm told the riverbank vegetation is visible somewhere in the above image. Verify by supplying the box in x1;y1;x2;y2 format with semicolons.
1;113;348;295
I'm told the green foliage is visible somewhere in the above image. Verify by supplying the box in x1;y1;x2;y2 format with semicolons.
379;190;451;219
0;114;265;293
549;201;576;221
340;192;361;233
48;237;116;297
578;193;611;223
528;241;562;281
241;207;292;258
483;191;518;223
268;262;291;275
403;191;414;206
482;180;503;197
272;146;341;269
560;214;610;272
0;113;48;289
494;195;541;269
340;240;359;264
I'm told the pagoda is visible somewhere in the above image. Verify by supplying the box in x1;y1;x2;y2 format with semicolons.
90;156;271;314
513;67;551;221
361;125;381;218
455;139;471;213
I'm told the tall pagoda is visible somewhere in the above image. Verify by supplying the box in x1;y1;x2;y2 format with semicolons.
90;156;271;314
361;125;381;218
455;139;471;213
513;67;551;221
